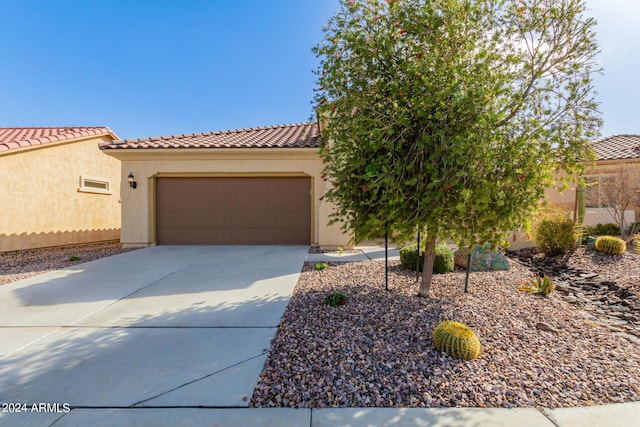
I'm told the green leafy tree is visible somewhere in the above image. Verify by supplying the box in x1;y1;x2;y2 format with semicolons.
314;0;601;297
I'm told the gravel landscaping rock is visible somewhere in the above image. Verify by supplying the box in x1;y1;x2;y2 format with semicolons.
251;256;640;409
0;241;139;285
509;248;640;338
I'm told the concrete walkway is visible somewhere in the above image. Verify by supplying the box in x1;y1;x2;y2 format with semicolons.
1;245;637;426
21;403;640;426
0;245;308;427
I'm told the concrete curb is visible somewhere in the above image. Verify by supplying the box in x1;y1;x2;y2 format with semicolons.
42;403;640;427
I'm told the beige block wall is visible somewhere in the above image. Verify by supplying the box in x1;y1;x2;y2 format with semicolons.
104;148;350;248
0;136;121;252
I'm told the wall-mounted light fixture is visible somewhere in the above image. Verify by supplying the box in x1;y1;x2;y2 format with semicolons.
127;172;137;189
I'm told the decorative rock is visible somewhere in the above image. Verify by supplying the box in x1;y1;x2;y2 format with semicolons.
585;236;597;251
536;322;559;334
507;248;639;337
454;244;510;271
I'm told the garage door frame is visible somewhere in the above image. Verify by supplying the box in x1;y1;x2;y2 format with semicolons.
151;172;315;245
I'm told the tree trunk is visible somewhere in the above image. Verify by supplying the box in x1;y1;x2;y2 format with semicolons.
418;236;437;298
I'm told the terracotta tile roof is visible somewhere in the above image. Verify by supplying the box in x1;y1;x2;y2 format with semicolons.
100;123;320;150
592;134;640;161
0;127;117;153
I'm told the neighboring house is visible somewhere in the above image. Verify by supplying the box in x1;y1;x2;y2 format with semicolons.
511;134;640;249
533;135;640;226
0;127;122;252
583;134;640;226
100;123;348;248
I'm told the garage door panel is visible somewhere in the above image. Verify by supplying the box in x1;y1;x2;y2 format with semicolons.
288;212;310;228
182;212;199;227
156;177;311;245
235;195;253;210
287;195;311;210
196;212;214;227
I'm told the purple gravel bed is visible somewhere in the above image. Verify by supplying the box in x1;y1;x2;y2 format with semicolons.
251;258;640;409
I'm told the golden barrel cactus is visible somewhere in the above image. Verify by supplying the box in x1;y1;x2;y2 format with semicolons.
432;321;481;360
595;236;626;255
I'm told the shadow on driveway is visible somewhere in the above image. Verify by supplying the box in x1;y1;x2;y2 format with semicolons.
0;296;291;427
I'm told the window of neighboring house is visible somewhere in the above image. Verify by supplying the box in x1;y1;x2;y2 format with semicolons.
585;175;614;208
78;175;112;195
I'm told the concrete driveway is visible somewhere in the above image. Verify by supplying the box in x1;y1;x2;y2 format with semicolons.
0;245;308;427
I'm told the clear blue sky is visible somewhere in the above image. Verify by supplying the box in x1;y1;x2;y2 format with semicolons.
0;0;637;141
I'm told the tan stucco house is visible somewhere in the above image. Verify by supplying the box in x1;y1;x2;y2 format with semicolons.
583;134;640;225
549;134;640;226
509;134;640;249
0;127;122;252
100;123;348;248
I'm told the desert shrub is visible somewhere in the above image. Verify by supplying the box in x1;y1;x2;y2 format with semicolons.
534;215;579;257
399;243;454;274
628;222;640;236
323;292;347;306
519;274;555;296
433;245;454;274
399;244;422;270
594;236;626;255
592;223;621;236
432;321;481;360
314;263;329;271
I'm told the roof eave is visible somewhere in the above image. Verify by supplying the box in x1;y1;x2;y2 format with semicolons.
1;129;119;156
100;146;321;161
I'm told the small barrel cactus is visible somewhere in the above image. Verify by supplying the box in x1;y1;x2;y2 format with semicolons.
432;321;481;360
594;236;626;255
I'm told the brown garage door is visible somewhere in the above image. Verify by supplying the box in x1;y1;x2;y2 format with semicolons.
156;177;311;245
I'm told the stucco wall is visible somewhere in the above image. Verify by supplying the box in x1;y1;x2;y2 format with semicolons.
103;149;350;248
0;136;121;252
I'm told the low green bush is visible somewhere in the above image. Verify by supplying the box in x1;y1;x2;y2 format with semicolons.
433;245;454;274
592;223;621;236
399;244;421;271
580;223;622;245
399;243;454;274
534;215;579;257
323;292;347;306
